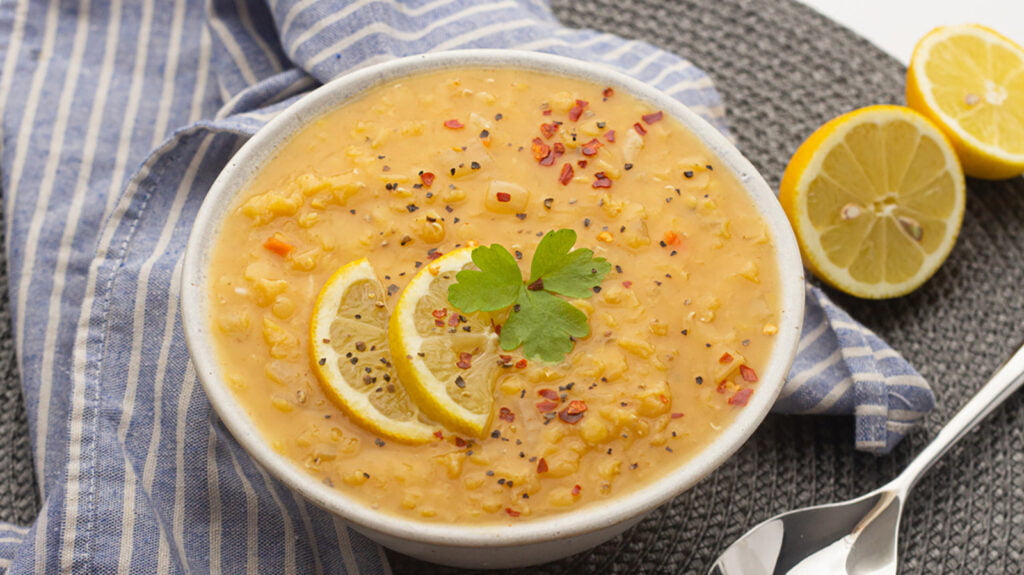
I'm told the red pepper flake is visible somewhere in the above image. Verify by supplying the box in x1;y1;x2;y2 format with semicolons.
494;323;502;336
565;400;587;415
432;308;448;319
603;87;615;98
420;172;435;187
496;191;512;202
499;407;515;423
633;122;647;136
716;380;729;394
433;430;444;439
571;484;582;496
515;359;528;369
729;388;754;406
540;142;564;167
263;234;294;257
447;313;460;327
577;159;588;168
505;507;521;517
426;250;443;260
538;389;559;401
536;400;559;413
663;231;680;246
454;437;467;447
604;130;616;143
457;352;473;369
499;354;512;365
537;458;549;473
540;123;559;139
443;119;464;129
558;163;574;185
739;365;759;382
434;319;444;328
542;109;552;116
531;137;551;162
581;138;603;156
568;99;589;122
658;394;670;405
671;412;685;419
622;280;633;288
642;111;664;124
592;172;613;189
719;352;734;364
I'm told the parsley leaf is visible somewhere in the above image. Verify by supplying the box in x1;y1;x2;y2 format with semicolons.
499;288;590;362
529;229;611;298
447;243;522;312
447;229;611;363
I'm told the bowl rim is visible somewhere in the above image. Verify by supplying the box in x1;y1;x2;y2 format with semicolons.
181;49;805;548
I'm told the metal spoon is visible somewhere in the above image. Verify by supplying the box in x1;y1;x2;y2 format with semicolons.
709;341;1024;575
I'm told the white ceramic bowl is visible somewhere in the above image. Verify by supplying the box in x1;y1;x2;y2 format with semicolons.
181;50;805;569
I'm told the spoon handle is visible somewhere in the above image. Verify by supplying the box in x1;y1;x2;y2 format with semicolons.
893;340;1024;493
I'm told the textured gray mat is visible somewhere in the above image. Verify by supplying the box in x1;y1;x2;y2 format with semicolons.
3;0;1023;573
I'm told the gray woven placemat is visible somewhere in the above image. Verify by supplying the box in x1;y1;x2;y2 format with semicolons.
2;0;1023;573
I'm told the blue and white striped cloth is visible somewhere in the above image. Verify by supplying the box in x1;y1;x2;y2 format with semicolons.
0;0;934;572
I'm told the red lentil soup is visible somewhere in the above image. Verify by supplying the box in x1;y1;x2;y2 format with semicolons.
209;67;781;523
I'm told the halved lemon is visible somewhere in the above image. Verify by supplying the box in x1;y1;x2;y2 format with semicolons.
779;105;966;299
389;248;503;437
310;258;440;444
907;24;1024;180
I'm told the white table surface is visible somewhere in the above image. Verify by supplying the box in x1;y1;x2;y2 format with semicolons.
793;0;1024;65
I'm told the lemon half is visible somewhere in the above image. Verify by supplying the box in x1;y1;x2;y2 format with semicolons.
779;105;966;299
907;24;1024;180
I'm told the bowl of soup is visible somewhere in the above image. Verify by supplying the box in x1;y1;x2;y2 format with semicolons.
181;50;804;569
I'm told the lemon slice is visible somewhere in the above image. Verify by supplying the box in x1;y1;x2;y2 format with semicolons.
907;24;1024;180
389;248;502;437
310;258;440;444
779;105;966;299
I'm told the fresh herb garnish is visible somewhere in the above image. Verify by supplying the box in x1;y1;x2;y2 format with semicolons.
448;229;611;362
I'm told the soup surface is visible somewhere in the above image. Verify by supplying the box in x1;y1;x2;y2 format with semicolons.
209;67;781;523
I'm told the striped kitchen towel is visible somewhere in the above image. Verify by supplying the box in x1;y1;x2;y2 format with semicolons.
0;0;932;572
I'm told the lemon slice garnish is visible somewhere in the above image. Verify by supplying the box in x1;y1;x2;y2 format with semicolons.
907;24;1024;180
388;248;503;437
310;258;440;444
779;105;966;299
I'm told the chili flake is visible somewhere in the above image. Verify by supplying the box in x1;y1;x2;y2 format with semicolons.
515;359;528;369
719;352;734;364
432;308;448;319
420;172;435;187
531;137;550;162
603;87;615;98
739;365;759;382
642;111;664;124
540;142;564;166
633;122;647;136
443;119;464;129
499;407;515;423
538;389;559;401
505;508;521;517
571;484;582;496
592;172;613;189
581;138;602;156
729;388;754;406
457;352;473;369
540;122;559;139
568;99;589;121
558;163;574;185
537;458;549;473
671;412;685;419
433;430;444;439
536;399;559;413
